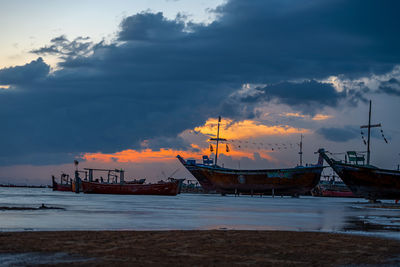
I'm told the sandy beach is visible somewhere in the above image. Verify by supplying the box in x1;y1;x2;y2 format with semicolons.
1;230;400;266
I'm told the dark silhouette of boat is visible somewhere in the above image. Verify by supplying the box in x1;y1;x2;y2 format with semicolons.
177;155;324;196
52;174;72;192
317;100;400;201
318;149;400;200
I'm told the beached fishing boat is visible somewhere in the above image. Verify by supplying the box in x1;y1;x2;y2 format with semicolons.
318;149;400;200
177;116;323;195
177;155;323;196
52;174;72;192
317;100;400;201
81;180;180;196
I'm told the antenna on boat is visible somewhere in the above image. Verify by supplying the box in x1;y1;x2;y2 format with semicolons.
299;134;303;166
360;100;381;165
209;116;227;167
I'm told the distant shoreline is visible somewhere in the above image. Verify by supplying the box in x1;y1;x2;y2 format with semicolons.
1;230;400;266
0;184;49;188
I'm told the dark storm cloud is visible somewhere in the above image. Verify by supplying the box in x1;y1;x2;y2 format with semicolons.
118;12;186;41
223;80;369;117
378;78;400;96
238;81;346;115
316;126;360;142
1;0;400;165
0;57;49;85
317;125;388;143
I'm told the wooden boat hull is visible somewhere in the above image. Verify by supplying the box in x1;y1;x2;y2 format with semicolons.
52;176;72;192
81;181;179;196
177;156;323;195
318;149;400;200
330;164;400;200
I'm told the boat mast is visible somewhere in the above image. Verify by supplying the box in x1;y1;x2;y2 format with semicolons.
360;100;381;165
299;134;303;166
215;116;221;166
209;116;227;167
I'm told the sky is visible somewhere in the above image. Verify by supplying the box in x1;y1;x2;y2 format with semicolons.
1;0;400;185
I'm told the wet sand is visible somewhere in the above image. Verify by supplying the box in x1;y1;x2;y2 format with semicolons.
1;231;400;266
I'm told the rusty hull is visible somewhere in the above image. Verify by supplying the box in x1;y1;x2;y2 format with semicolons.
331;163;400;200
177;156;323;195
318;148;400;200
52;176;72;192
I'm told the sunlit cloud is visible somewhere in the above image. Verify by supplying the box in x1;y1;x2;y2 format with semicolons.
312;114;333;121
82;118;294;164
284;112;306;118
83;147;204;163
194;118;308;140
283;112;332;121
83;145;276;165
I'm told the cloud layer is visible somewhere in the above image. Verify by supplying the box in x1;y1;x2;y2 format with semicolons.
1;0;400;165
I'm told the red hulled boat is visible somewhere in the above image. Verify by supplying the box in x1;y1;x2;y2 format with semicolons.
52;174;72;192
81;180;180;196
311;178;357;198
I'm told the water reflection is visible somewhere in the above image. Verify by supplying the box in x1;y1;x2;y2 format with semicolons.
0;188;400;239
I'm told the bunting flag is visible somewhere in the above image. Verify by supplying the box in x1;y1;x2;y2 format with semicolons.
209;144;214;152
380;128;389;143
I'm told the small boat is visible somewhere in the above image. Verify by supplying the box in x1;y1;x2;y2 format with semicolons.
52;174;72;192
317;100;400;201
81;180;180;196
311;176;357;198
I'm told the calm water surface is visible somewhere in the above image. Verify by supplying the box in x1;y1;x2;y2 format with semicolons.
0;188;399;239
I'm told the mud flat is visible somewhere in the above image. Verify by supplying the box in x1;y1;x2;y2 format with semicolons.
1;230;400;266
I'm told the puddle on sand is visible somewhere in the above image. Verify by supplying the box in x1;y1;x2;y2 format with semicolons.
0;252;94;266
343;215;400;233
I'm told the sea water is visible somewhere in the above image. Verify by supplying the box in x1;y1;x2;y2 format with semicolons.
0;187;399;239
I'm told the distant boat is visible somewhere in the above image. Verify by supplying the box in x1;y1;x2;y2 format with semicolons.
311;176;357;198
81;180;180;196
177;155;323;196
52;174;72;192
317;100;400;201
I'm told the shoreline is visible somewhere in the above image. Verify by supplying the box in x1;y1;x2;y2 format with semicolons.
1;230;400;266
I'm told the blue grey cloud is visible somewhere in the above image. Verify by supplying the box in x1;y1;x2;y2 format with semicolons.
379;78;400;96
317;126;360;142
0;57;49;85
0;0;400;165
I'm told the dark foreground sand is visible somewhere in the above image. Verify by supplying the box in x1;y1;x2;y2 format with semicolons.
1;231;400;266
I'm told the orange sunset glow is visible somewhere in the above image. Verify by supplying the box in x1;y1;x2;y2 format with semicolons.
83;146;275;164
194;118;309;139
82;118;304;164
283;112;333;121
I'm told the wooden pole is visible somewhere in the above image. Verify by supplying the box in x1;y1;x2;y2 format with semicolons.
367;100;372;165
215;116;221;166
299;134;303;166
360;100;381;166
